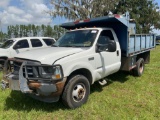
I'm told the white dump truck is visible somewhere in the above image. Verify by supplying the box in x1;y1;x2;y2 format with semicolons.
1;12;155;108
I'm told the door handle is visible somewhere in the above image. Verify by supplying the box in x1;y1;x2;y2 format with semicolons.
117;50;119;56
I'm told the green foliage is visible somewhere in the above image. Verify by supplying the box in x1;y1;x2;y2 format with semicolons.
48;0;119;20
114;0;160;33
48;0;160;34
0;32;8;42
0;46;160;119
6;24;67;39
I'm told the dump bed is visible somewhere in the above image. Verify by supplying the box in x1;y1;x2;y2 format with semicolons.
129;34;155;56
61;12;156;57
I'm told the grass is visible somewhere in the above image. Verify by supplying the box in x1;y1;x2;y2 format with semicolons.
0;46;160;120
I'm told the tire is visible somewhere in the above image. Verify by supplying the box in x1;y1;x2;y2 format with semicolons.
133;58;145;77
62;75;90;109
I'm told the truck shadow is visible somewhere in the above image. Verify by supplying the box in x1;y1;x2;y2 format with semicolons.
4;91;67;112
90;71;131;93
4;71;130;111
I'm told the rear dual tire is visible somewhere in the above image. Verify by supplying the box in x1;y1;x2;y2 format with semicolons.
133;58;145;77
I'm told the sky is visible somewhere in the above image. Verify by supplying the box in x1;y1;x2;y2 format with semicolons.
0;0;160;34
0;0;66;32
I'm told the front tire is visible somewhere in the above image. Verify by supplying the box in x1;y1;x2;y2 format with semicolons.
62;75;90;109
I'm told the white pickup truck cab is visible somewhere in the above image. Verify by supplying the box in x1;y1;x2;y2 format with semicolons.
0;37;55;70
1;12;155;108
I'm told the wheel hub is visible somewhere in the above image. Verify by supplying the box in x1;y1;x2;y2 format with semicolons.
72;84;86;102
139;63;143;73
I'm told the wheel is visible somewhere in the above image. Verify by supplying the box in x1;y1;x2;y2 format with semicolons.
133;58;145;77
62;75;90;109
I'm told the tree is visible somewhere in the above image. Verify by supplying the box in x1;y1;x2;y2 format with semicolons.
48;0;119;20
44;25;53;37
7;26;11;38
114;0;160;33
53;25;67;39
28;24;32;36
0;32;8;41
14;25;19;38
41;24;45;36
6;24;66;39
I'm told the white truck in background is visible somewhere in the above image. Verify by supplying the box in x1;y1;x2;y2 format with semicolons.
1;12;155;108
0;37;55;70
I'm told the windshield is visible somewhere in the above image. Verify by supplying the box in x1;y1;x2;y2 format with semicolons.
54;30;98;47
0;40;14;49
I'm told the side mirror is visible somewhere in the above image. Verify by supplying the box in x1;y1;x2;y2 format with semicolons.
96;40;116;53
96;44;108;52
13;44;20;50
108;41;116;52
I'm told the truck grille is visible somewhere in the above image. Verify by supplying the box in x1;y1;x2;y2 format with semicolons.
25;66;34;78
8;58;41;80
23;66;41;79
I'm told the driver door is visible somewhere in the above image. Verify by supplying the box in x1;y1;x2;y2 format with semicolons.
95;30;121;78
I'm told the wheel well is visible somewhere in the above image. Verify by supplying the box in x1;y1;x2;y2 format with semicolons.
136;51;150;64
67;68;92;85
0;57;8;64
0;57;8;60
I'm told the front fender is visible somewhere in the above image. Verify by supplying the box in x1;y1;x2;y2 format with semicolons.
62;61;97;83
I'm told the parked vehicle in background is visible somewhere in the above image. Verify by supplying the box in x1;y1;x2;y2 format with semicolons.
0;42;3;46
156;35;160;45
0;37;55;70
1;12;155;108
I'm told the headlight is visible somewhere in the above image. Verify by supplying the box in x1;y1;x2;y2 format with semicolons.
51;66;63;80
24;65;63;81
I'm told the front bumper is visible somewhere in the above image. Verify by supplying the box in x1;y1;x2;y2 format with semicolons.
1;59;66;103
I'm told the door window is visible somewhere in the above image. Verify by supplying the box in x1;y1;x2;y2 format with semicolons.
97;30;114;44
43;39;55;46
97;30;115;51
31;39;43;47
14;39;29;49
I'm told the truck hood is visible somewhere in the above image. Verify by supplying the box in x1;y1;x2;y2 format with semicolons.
15;47;86;64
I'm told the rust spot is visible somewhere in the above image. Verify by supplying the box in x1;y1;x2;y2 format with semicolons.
8;58;25;63
28;78;67;97
28;82;41;89
129;65;136;70
51;78;67;96
3;58;25;82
